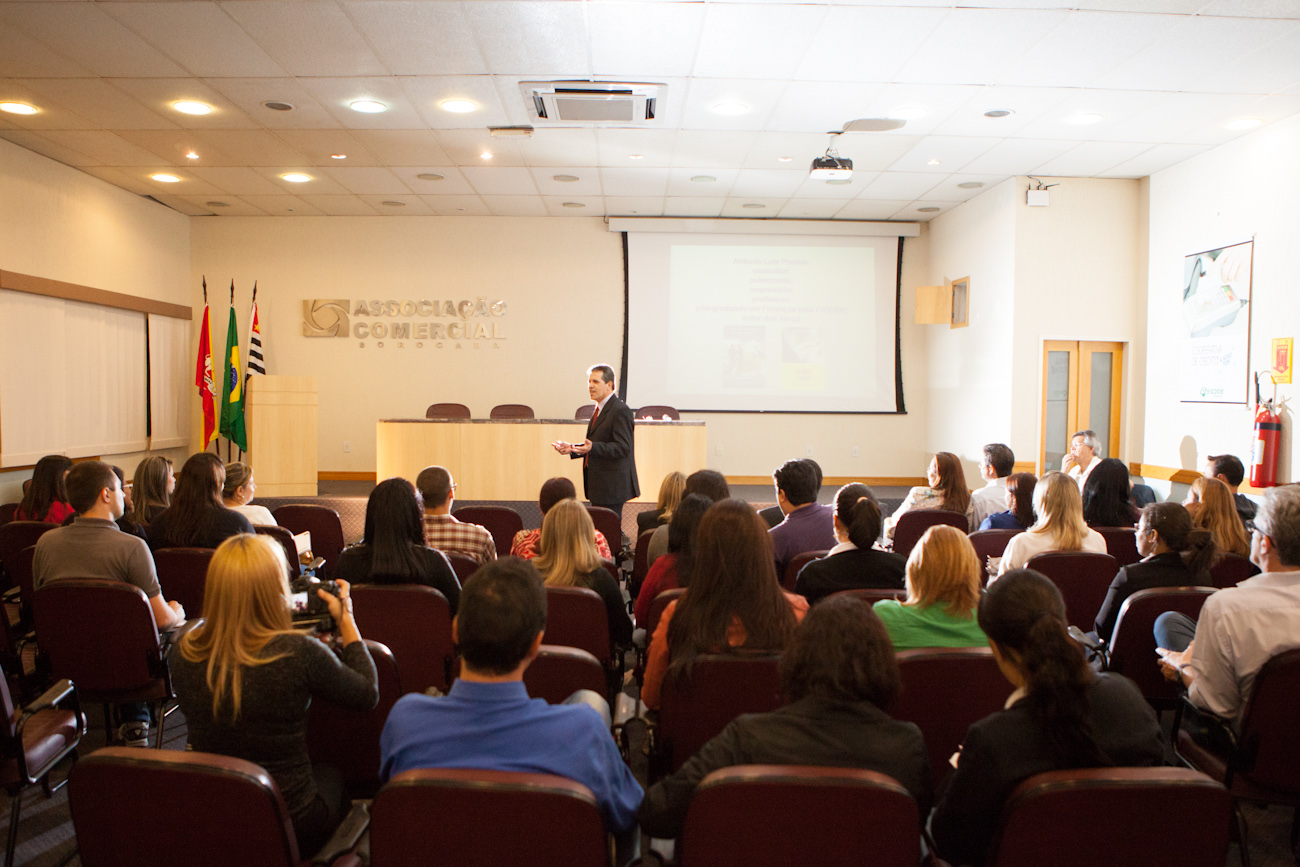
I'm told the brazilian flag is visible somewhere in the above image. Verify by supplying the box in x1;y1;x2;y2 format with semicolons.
219;303;248;451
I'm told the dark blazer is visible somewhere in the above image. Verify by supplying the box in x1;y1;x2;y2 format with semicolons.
636;508;665;536
638;695;932;839
794;547;906;604
334;542;461;615
931;674;1164;867
573;395;639;505
1092;550;1212;641
758;504;784;529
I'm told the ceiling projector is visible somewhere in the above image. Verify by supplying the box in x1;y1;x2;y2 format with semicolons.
809;154;852;180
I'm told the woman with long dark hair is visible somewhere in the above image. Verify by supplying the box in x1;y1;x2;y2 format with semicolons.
16;455;74;523
633;493;710;628
147;453;254;550
333;477;461;613
1081;457;1139;527
131;455;174;526
931;569;1162;866
884;452;974;540
978;472;1037;531
641;499;805;710
794;483;905;603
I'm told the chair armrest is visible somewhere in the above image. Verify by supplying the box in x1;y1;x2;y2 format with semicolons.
310;801;370;866
159;617;205;662
1067;625;1108;667
23;678;74;716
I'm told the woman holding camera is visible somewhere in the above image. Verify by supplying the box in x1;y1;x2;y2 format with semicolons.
172;534;379;854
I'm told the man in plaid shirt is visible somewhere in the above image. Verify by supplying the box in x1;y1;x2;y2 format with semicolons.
416;465;497;565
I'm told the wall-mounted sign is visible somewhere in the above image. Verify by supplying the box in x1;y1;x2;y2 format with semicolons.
1179;240;1252;404
302;298;507;349
1272;337;1293;384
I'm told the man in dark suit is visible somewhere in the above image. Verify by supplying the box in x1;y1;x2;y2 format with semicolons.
552;364;639;521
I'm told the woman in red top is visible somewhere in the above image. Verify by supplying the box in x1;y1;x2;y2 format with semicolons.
633;493;710;628
16;455;74;524
509;477;612;560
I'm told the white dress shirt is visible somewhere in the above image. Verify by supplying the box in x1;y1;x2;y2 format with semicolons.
971;478;1008;529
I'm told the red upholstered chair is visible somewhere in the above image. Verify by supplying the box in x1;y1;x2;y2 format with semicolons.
152;547;215;620
1095;526;1140;566
524;646;607;705
986;768;1231;867
636;405;680;420
634;588;687;690
11;545;37;634
575;405;594;420
0;504;17;526
1024;551;1120;631
1100;587;1215;710
255;525;302;579
489;403;535;419
679;766;920;867
893;511;968;559
69;747;364;867
827;587;907;606
1209;552;1260;589
968;529;1022;564
371;769;608;867
451;505;523;558
782;550;828;592
0;521;54;592
585;506;625;557
444;552;481;585
273;505;346;580
628;529;655;600
306;640;401;798
891;647;1011;789
349;585;455;694
426;403;470;419
544;586;613;664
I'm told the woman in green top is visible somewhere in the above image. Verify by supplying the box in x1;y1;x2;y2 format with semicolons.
874;525;988;650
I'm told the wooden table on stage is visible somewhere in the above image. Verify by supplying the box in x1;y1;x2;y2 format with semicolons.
376;418;708;502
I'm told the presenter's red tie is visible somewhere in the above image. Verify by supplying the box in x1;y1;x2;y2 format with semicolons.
585;405;599;467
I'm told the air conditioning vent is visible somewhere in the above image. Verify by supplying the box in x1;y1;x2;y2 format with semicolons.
522;81;665;126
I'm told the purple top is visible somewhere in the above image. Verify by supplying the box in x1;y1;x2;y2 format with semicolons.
769;502;837;576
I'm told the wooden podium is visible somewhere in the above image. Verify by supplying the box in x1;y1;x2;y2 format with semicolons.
246;376;318;496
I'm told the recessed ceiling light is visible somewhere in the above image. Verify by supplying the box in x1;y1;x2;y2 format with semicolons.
263;101;295;112
826;179;852;186
917;206;941;213
440;99;477;113
282;173;312;183
553;174;580;182
416;173;445;181
330;153;347;160
206;201;230;208
777;157;793;163
691;175;716;183
151;174;180;183
712;101;749;116
382;200;406;207
742;203;765;209
983;109;1014;118
185;152;199;160
350;100;387;114
172;100;211;116
1064;113;1105;126
628;154;644;160
0;102;38;115
957;181;985;189
890;106;929;120
1225;117;1263;131
927;158;941;166
561;202;585;208
479;151;492;160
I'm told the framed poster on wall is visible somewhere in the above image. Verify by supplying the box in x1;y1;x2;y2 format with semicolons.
1179;240;1253;404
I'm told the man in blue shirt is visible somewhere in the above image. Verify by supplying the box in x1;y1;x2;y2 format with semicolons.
380;558;643;835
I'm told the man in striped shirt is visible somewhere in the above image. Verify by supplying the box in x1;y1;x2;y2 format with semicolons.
417;465;497;565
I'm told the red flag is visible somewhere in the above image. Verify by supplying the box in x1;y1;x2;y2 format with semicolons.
196;302;216;449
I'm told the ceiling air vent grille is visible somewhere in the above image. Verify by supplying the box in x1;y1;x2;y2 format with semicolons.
522;81;664;126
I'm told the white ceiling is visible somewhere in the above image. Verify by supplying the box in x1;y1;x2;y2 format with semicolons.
2;0;1299;221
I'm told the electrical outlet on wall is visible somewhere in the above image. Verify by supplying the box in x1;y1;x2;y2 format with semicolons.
851;446;860;458
343;441;351;453
805;445;814;457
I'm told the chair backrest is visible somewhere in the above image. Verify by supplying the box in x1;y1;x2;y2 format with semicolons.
524;645;607;705
271;505;345;579
629;529;655;599
636;405;680;420
990;768;1231;867
451;506;524;558
489;403;535;419
646;587;687;639
152;547;216;620
680;765;920;867
660;652;783;772
350;584;455;693
893;511;968;559
890;647;1012;789
34;579;164;697
306;639;402;799
445;552;481;585
1105;587;1216;707
544;586;612;662
0;520;55;591
0;503;17;526
13;544;37;623
1095;526;1140;566
584;506;623;556
827;587;907;606
1209;552;1260;589
575;404;594;420
1024;551;1120;630
782;549;828;592
426;402;471;419
254;524;301;579
968;529;1023;564
1233;647;1300;793
371;768;609;867
70;747;301;867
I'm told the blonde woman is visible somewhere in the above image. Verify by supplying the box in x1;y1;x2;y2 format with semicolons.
996;472;1107;577
131;455;174;526
1187;477;1250;557
533;498;632;649
873;525;987;650
884;452;975;540
222;461;277;526
639;471;686;535
172;534;378;854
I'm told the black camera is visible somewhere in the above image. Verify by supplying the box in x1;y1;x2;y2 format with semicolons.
289;577;342;629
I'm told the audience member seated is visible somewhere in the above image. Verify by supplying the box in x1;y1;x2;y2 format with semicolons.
884;452;974;541
510;477;612;561
634;494;710;629
638;471;685;536
1081;458;1139;528
760;458;821;529
416;465;496;566
173;534;378;854
147;453;255;551
35;460;186;746
131;454;174;526
642;499;807;711
996;472;1107;577
648;470;730;567
978;472;1037;531
334;477;461;614
931;569;1163;867
638;594;932;838
1204;452;1256;528
971;444;1015;529
794;484;904;604
63;464;147;540
1185;477;1250;558
16;454;74;524
1155;485;1300;728
1092;503;1215;642
379;558;642;835
874;525;987;650
533;499;632;651
768;459;837;579
221;461;276;526
1062;429;1102;489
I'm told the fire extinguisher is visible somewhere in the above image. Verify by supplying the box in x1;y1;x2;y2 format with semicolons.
1251;372;1280;488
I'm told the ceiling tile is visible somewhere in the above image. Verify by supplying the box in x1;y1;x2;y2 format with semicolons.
542;196;605;217
1099;143;1213;178
730;169;806;198
830;134;928;173
322;166;412;195
178;195;269;216
298;77;428;129
742;131;834;169
604;196;665;217
518;128;599;168
187;167;288;195
666;168;738;197
1196;0;1300;16
116;129;239;167
599;167;668;197
402;75;512;129
1094;92;1256;143
765;81;882;133
35;131;177;167
858;171;946;200
251;167;352;195
995;11;1173;89
460;166;540;196
481;195;550;217
899;201;961;221
394;167;476;196
778;199;849;219
959;139;1076;175
790;173;880;199
437;129;528;166
693;4;827;80
0;21;91;78
588;3;706;78
193;130;308;165
1027;141;1156;177
1210;25;1300;94
531;168;602;196
929;86;1073;137
104;3;288;78
418;194;491;216
672;129;758;169
597;129;677;167
719;197;788;218
0;129;101;166
17;79;177;129
835;198;921;220
680;79;782;131
0;81;98;129
357;194;434;216
203;78;343;129
343;2;487;76
895;8;1070;85
919;174;1011;201
663;197;725;217
135;169;228;196
352;130;451;166
219;0;387;77
842;83;981;137
79;166;158;196
151;195;215;217
235;194;325;216
1009;89;1167;140
1172;93;1300;146
106;78;259;129
796;7;949;82
270;129;381;166
0;2;187;77
462;2;589;76
888;135;999;173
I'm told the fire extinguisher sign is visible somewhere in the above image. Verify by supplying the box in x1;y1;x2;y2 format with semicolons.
1272;337;1293;385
